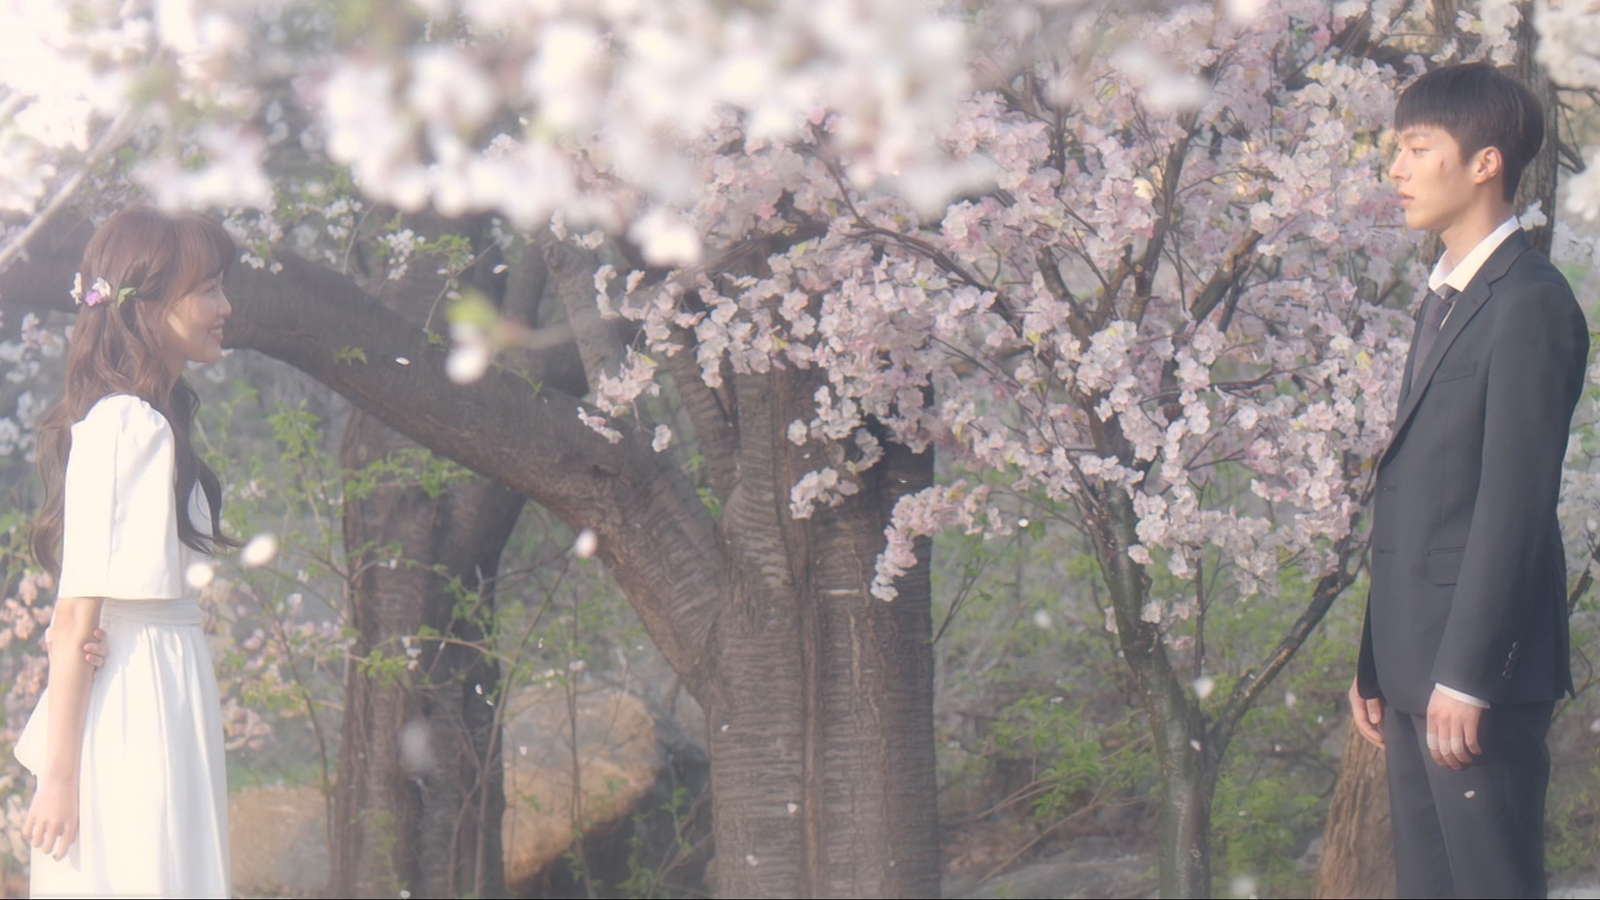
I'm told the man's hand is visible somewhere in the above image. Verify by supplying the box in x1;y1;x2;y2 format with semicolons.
1426;687;1483;770
1349;677;1385;749
43;626;106;669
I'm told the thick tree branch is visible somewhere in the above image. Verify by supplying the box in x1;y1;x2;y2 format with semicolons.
661;326;740;502
0;222;723;700
544;235;627;386
1189;230;1262;323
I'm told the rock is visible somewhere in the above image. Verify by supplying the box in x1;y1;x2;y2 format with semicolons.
217;685;710;898
228;784;329;896
503;683;710;897
942;835;1156;900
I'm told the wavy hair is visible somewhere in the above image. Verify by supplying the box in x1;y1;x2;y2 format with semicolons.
31;207;237;579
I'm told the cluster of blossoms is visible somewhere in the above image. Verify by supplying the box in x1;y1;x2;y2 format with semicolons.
4;0;1599;639
0;0;1007;274
1539;0;1600;222
578;0;1431;616
0;572;53;740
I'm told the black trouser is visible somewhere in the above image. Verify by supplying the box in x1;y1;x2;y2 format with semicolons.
1384;701;1554;899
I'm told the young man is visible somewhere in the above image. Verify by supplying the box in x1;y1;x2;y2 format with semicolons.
1351;62;1589;898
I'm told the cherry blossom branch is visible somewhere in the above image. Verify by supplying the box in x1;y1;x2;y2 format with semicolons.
1188;230;1263;323
0;108;134;280
1209;471;1371;750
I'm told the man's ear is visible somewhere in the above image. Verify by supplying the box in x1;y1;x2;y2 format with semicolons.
1472;146;1505;187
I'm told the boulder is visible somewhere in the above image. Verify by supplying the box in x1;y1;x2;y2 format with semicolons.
503;683;710;897
217;684;710;898
228;784;329;896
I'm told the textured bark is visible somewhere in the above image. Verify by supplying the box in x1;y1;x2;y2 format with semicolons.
333;420;523;897
1314;727;1394;900
325;215;526;898
704;370;938;898
1512;2;1561;259
0;212;941;897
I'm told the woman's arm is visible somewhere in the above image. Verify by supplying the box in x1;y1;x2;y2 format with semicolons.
43;625;109;668
23;594;103;860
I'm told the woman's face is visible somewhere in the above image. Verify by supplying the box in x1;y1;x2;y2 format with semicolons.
157;274;231;373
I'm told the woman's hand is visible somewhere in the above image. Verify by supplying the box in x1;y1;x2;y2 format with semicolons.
23;774;78;860
43;626;107;669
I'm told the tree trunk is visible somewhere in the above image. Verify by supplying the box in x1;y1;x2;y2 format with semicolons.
330;411;524;898
0;216;944;898
1314;726;1394;899
701;371;939;898
328;215;527;897
1512;0;1560;258
1097;489;1214;898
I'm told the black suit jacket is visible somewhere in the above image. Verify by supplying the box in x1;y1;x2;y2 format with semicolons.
1358;230;1588;715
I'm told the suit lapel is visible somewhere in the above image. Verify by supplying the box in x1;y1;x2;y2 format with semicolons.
1396;292;1427;406
1382;230;1532;464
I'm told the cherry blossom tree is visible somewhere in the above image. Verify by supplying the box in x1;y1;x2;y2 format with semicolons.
568;1;1426;892
6;0;1590;897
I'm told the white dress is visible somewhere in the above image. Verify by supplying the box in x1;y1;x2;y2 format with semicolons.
14;394;230;898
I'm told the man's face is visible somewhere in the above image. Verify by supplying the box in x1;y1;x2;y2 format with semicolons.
1388;125;1479;232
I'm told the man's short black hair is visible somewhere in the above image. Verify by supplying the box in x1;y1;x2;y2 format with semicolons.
1394;63;1544;202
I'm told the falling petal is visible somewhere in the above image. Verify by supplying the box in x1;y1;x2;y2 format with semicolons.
240;533;278;569
395;357;410;365
185;562;216;589
1193;676;1215;699
1464;790;1476;799
1284;691;1298;708
572;528;598;559
447;322;492;384
1224;0;1264;23
399;720;435;774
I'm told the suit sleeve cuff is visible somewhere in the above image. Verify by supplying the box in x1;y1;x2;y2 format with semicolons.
1434;683;1490;708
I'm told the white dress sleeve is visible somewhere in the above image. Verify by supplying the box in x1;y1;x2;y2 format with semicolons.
55;394;186;600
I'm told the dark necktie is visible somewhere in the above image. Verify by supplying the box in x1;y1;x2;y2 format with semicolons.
1410;284;1458;385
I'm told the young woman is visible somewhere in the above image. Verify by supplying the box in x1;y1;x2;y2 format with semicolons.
15;206;237;897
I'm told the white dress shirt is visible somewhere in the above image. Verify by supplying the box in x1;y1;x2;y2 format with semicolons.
1423;216;1521;710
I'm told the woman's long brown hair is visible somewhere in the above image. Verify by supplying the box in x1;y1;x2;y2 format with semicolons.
31;207;237;579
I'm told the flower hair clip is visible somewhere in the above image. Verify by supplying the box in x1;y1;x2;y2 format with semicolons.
70;273;135;308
